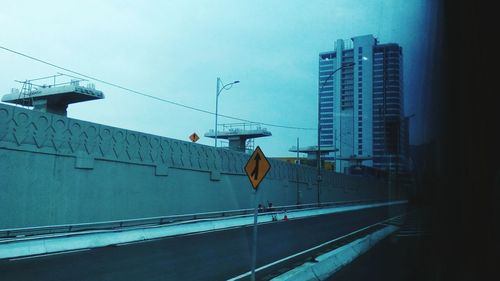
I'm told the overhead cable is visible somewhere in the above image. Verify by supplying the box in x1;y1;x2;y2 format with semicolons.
0;45;315;131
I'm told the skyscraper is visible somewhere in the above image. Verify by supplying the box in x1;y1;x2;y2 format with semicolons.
318;34;408;174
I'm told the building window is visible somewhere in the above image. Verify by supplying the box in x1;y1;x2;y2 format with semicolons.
358;117;363;121
358;105;362;110
358;110;362;115
358;89;362;93
358;47;362;53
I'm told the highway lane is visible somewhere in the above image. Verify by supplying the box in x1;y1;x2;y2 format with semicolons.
0;204;407;281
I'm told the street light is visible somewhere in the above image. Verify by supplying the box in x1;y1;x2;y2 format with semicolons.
215;77;240;147
318;62;355;166
392;113;415;197
316;57;367;204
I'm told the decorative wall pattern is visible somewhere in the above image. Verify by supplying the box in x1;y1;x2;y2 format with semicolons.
0;104;324;182
0;104;396;229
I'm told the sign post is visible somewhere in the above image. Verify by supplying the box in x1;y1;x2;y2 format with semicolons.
244;146;271;281
251;190;259;281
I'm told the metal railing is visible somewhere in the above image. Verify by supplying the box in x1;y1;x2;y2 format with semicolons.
0;199;384;240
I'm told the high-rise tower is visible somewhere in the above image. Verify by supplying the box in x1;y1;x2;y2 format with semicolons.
318;34;408;174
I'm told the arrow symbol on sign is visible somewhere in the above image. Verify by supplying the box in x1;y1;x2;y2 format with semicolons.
244;146;270;190
250;154;261;180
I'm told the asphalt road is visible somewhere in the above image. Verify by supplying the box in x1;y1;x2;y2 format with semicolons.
0;204;407;281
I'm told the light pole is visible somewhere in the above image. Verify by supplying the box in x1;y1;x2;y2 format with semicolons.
215;77;240;147
296;137;300;205
395;113;415;197
317;62;355;204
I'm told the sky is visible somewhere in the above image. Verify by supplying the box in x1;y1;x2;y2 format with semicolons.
0;0;438;157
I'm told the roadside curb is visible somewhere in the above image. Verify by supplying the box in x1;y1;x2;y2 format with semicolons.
271;225;399;281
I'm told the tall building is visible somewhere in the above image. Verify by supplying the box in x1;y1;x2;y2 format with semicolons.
318;34;409;174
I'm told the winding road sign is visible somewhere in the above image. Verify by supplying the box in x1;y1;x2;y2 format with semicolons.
244;146;271;190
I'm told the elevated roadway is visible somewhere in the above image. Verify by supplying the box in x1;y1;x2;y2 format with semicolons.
0;204;407;281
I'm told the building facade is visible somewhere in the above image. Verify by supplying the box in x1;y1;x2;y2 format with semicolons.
318;34;408;174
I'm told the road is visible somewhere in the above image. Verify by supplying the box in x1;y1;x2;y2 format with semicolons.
0;204;407;281
327;207;434;281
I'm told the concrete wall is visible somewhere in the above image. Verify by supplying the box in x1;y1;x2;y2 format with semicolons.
0;103;390;229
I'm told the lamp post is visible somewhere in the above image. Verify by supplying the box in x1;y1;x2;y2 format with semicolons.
317;61;358;204
395;113;415;197
215;78;240;147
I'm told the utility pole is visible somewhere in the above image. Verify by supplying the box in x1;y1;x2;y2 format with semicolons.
296;137;300;205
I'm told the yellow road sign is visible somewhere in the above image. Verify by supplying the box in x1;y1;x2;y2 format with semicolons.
189;133;200;142
245;146;271;190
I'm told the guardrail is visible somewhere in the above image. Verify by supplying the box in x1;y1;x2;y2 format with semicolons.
0;199;381;240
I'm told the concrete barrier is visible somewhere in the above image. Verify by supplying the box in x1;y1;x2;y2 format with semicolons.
0;201;404;260
0;103;394;229
271;225;399;281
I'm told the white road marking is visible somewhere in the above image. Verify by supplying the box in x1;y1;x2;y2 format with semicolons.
9;249;90;261
227;213;407;281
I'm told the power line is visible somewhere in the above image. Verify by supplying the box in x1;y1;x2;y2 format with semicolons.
0;45;315;131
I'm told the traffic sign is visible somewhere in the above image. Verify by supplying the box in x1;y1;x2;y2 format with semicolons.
244;146;271;190
189;133;200;142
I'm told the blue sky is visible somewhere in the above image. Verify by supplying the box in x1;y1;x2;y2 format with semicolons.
0;0;437;157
